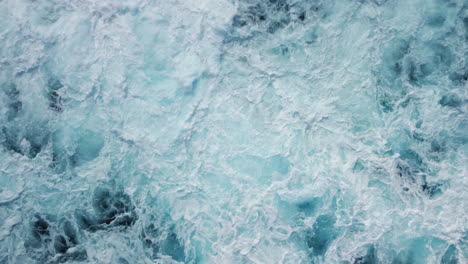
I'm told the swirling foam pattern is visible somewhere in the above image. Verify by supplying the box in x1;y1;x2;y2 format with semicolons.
0;0;467;263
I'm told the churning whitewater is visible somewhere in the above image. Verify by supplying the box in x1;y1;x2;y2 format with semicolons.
0;0;467;263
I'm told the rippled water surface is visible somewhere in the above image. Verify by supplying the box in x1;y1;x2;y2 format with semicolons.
0;0;467;263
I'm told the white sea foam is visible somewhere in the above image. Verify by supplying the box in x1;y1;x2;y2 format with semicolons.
0;0;466;263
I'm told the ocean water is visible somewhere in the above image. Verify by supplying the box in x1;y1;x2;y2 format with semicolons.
0;0;467;263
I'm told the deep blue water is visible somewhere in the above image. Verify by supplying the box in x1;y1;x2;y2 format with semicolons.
0;0;467;263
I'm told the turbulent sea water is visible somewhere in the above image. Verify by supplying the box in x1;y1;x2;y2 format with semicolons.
0;0;467;263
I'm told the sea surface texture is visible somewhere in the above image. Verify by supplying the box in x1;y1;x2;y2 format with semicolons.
0;0;467;263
